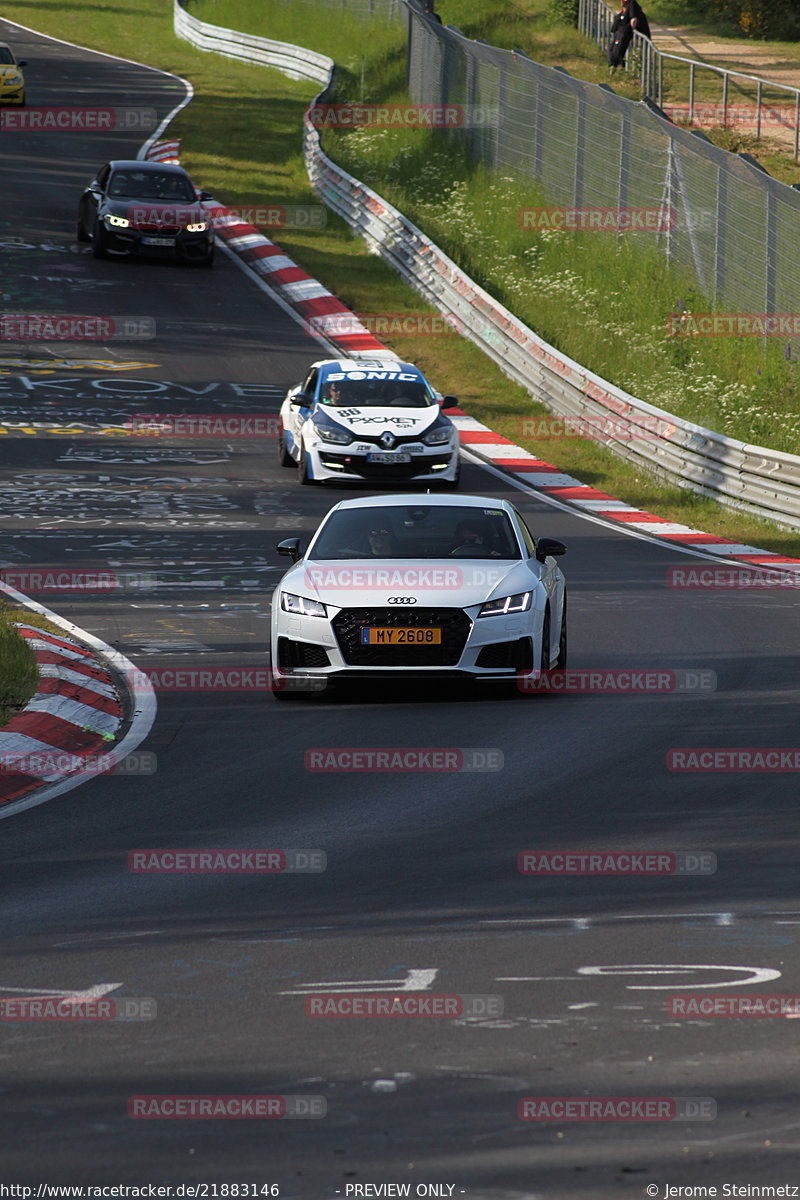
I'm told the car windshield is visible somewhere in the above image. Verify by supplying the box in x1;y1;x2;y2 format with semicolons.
0;48;15;64
308;506;522;560
107;171;196;201
318;377;433;408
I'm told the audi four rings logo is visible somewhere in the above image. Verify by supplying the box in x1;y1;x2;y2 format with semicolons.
388;597;417;604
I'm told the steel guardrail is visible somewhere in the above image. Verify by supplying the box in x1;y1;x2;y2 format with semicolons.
174;0;800;531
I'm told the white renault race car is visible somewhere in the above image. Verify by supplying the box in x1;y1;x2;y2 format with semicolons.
271;493;567;697
277;358;460;486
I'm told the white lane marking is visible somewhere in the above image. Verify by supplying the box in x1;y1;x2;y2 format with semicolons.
481;910;788;926
0;983;123;999
577;964;782;989
280;967;438;995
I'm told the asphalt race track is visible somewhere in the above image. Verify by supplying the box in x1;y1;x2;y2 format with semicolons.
1;17;800;1199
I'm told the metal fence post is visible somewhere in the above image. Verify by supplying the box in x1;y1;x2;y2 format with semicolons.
617;108;630;248
575;91;586;208
756;78;763;142
766;186;777;317
714;163;726;305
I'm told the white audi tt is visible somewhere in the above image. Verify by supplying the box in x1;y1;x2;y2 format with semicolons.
277;358;460;486
271;494;566;697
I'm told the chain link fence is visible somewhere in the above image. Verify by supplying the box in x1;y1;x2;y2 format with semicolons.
405;0;800;326
578;0;800;160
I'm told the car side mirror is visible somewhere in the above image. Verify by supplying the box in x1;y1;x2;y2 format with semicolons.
440;395;458;408
18;60;27;67
198;191;213;202
535;537;566;562
290;391;309;406
277;538;302;562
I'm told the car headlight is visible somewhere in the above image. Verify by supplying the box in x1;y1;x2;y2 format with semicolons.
105;214;130;228
186;222;208;233
423;425;453;446
478;592;531;617
281;592;327;618
5;74;22;85
314;421;352;445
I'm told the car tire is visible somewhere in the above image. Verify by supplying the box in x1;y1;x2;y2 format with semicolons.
198;245;215;267
76;213;90;243
278;432;297;468
298;444;314;486
554;591;567;669
92;221;108;259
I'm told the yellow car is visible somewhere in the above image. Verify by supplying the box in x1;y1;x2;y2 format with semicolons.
0;43;26;105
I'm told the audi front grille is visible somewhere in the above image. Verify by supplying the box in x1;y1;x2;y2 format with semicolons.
331;607;472;666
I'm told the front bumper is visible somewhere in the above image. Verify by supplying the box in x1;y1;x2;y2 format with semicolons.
272;604;540;682
102;226;214;260
0;88;24;104
308;439;459;482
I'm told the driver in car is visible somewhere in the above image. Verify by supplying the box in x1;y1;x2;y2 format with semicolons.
449;520;502;557
321;380;348;405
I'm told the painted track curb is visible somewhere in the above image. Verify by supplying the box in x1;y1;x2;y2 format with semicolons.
0;624;124;806
144;125;800;572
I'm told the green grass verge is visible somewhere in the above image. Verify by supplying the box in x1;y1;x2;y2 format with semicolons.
5;0;800;556
0;603;67;727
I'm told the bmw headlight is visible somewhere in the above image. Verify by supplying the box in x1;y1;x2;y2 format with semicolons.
281;592;327;618
186;221;208;232
105;214;130;228
478;592;531;617
423;424;453;446
314;419;352;445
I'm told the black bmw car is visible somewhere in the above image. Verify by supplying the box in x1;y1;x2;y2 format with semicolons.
77;160;215;265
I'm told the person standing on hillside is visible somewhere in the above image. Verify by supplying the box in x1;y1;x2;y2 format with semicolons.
608;0;651;71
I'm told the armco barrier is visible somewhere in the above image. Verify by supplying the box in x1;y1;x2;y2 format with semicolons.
174;0;800;532
174;1;332;83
